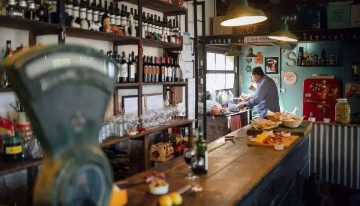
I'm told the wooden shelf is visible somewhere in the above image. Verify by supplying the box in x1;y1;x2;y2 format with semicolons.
0;88;13;92
143;82;187;86
119;0;187;16
115;82;141;88
101;119;194;147
297;65;342;68
0;16;57;34
66;27;140;44
142;38;182;50
0;158;42;176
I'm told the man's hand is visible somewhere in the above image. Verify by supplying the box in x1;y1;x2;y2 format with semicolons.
238;102;247;109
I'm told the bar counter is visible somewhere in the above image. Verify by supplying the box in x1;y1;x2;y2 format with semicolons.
122;121;313;206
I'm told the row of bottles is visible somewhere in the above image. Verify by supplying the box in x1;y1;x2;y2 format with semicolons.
142;12;181;44
143;56;183;83
1;0;182;44
1;40;26;88
297;47;338;67
105;50;138;83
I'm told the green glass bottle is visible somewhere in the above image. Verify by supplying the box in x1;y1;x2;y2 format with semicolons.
192;128;208;174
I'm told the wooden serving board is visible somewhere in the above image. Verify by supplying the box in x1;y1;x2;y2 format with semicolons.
247;121;313;136
247;135;299;148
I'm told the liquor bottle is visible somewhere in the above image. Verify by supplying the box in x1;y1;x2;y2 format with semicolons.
128;53;136;83
160;57;166;82
120;4;126;27
115;3;121;27
86;0;94;30
134;9;139;37
79;0;88;29
129;8;136;37
143;55;149;83
174;59;182;82
142;12;147;38
48;0;58;23
2;40;13;88
36;0;49;22
119;52;128;83
91;0;99;30
192;128;208;175
26;1;36;20
98;0;104;22
109;1;115;26
72;0;81;26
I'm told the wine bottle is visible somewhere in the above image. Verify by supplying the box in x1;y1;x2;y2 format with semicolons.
72;0;81;26
174;59;181;82
142;12;147;39
1;40;13;88
48;0;57;23
37;0;49;22
192;129;208;175
26;1;36;20
109;1;115;26
120;4;126;27
115;3;121;27
128;53;136;83
119;52;128;83
160;57;166;82
143;55;149;83
86;0;94;30
79;0;88;29
134;9;139;37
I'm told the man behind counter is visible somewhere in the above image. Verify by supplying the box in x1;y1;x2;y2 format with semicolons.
238;66;280;118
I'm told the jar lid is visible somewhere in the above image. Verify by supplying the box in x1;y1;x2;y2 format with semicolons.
3;134;21;144
337;98;348;102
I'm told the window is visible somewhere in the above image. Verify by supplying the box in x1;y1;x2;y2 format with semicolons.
206;53;236;96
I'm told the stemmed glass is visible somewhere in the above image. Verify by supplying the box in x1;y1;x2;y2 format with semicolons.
183;147;197;179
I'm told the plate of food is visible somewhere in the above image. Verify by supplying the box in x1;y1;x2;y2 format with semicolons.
248;131;299;148
251;118;281;130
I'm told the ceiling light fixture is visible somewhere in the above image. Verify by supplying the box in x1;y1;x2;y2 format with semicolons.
225;44;243;56
245;48;257;58
221;0;268;27
268;21;298;42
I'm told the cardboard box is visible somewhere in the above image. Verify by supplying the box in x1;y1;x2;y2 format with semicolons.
327;2;351;29
212;16;233;35
351;4;360;27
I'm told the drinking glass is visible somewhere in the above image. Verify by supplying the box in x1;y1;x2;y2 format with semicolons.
183;147;197;179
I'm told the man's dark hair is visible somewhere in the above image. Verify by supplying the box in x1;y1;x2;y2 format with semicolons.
252;66;265;77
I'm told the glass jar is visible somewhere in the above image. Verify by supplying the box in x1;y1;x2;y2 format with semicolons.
335;98;351;124
2;134;23;161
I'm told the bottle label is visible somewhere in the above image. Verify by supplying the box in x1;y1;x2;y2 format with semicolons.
176;67;181;79
205;151;208;171
116;17;121;26
87;11;93;21
73;7;79;18
66;5;73;16
121;17;126;26
5;145;22;155
130;65;136;78
111;15;116;25
120;64;128;77
93;12;99;22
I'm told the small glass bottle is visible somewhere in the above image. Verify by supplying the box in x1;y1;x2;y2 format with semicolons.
3;134;23;161
335;98;351;124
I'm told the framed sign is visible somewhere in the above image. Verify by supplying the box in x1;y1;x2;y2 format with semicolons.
265;57;279;74
345;83;360;97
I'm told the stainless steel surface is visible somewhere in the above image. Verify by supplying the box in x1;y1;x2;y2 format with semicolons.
310;122;360;189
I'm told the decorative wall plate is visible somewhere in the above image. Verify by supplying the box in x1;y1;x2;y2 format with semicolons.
246;65;252;72
283;71;297;85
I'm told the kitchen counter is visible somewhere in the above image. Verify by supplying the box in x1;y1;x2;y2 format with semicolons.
122;121;313;206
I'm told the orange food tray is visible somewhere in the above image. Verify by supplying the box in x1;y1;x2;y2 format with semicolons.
247;135;299;148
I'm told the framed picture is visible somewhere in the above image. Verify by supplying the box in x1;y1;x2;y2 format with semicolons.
351;62;360;81
345;83;360;97
265;57;279;74
144;93;164;112
122;95;139;115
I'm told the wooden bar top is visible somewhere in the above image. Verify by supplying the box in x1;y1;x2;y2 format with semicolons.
122;122;313;206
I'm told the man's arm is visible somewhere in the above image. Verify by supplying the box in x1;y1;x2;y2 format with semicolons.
247;81;269;107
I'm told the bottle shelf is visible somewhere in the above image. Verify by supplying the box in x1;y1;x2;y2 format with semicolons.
115;82;141;88
101;119;194;147
0;119;194;176
143;82;187;86
142;38;183;50
0;158;42;176
0;16;57;33
120;0;187;16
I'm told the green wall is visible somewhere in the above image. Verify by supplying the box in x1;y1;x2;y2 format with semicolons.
239;42;360;123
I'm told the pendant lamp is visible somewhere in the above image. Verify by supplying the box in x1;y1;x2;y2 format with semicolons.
245;48;257;58
221;0;268;27
225;44;243;56
268;21;298;42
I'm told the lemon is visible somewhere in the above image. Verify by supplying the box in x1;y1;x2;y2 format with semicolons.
169;192;183;205
158;195;172;206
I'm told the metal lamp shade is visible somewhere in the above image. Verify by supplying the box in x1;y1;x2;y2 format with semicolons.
225;44;243;56
221;0;267;27
268;24;298;42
